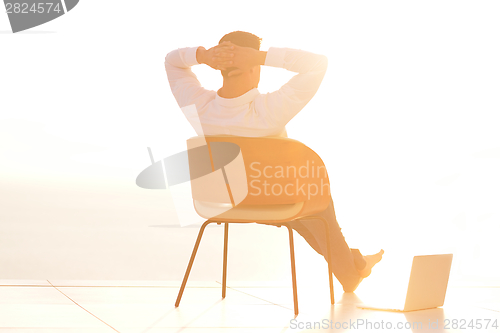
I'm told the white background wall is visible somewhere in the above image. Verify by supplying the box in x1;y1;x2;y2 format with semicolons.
1;0;499;285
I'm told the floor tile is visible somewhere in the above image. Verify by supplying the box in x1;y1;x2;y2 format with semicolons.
0;286;72;305
0;329;116;333
1;282;499;332
138;303;225;330
0;280;51;287
48;280;220;288
57;286;269;306
477;303;500;312
0;286;115;329
229;285;333;310
55;286;274;332
446;287;500;307
167;303;293;329
142;328;287;333
0;304;115;329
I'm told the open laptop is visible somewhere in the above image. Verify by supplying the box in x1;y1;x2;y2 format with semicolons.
357;254;453;312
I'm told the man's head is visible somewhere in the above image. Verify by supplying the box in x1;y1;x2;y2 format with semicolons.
219;31;262;87
219;31;261;52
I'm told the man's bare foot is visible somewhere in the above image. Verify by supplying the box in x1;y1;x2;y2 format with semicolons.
351;249;366;270
343;249;384;293
358;250;384;278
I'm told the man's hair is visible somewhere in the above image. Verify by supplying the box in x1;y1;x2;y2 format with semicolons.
219;31;261;78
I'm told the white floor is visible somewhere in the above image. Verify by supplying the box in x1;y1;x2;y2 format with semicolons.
1;280;499;332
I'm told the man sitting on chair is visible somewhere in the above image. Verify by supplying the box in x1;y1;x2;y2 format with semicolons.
165;31;383;292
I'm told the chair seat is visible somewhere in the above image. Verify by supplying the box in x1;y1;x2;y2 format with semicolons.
194;200;305;221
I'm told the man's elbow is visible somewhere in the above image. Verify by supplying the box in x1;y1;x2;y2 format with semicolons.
165;48;182;67
165;51;174;67
318;55;328;73
164;56;172;74
165;51;179;72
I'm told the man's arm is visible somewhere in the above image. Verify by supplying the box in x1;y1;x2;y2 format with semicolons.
214;43;328;131
165;47;212;110
259;47;328;130
165;43;236;110
165;42;242;111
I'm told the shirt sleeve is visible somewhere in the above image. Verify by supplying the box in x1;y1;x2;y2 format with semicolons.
255;47;328;130
164;47;215;110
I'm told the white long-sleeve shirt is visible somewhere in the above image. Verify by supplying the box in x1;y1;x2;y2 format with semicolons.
165;46;328;137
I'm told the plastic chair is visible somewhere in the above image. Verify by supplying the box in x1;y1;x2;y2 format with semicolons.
174;135;334;315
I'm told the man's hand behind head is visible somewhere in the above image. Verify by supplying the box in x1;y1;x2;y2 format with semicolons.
197;42;236;71
216;42;266;76
198;41;267;77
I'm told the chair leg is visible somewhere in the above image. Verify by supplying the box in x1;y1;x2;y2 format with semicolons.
175;220;213;307
320;217;335;304
222;222;229;298
285;225;299;316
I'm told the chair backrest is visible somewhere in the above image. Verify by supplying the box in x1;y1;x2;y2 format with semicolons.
186;135;331;222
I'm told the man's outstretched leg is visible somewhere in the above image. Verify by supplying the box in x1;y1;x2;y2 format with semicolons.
287;198;383;292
